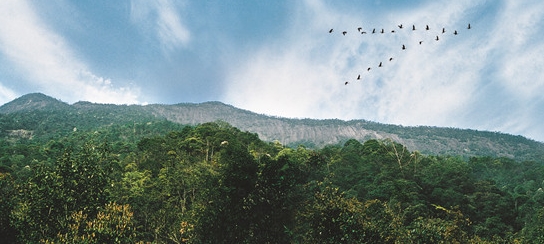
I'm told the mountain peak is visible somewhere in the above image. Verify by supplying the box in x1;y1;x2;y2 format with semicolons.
0;93;70;113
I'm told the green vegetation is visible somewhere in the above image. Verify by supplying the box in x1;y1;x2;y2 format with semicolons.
2;93;543;162
1;93;544;243
1;116;544;243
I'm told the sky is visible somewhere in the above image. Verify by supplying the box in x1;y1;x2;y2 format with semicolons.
0;0;543;142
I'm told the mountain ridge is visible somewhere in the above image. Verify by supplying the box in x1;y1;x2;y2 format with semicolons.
1;93;543;161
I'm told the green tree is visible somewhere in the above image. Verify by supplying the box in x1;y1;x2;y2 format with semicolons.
43;202;138;244
11;141;115;243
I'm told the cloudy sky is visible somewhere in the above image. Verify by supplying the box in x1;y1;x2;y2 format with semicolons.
1;0;543;142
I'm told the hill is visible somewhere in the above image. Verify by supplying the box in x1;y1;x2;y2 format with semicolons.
1;93;543;161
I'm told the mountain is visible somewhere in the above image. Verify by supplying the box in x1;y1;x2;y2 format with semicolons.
0;93;71;113
1;93;544;161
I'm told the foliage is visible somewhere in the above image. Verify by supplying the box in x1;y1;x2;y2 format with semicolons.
43;202;138;244
0;117;543;243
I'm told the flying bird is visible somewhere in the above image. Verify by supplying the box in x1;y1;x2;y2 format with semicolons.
357;74;361;80
345;81;349;85
367;67;371;71
381;29;384;33
442;27;446;34
379;62;382;67
329;28;333;33
467;23;471;29
342;31;347;35
389;57;393;61
398;24;403;29
426;25;430;30
435;36;439;41
402;44;406;50
391;30;396;33
454;30;458;35
412;25;416;30
419;41;423;45
358;27;363;32
361;31;367;34
372;28;376;34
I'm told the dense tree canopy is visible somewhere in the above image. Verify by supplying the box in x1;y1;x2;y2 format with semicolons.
1;120;544;243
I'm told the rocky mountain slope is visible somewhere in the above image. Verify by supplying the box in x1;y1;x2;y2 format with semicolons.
1;93;543;161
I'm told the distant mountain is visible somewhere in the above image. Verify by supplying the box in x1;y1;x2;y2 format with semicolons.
0;93;71;113
2;93;544;162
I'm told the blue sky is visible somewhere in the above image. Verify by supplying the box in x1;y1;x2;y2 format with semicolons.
1;0;544;142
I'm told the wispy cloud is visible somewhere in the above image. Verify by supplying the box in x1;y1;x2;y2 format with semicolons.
0;0;140;104
0;83;18;105
130;0;190;52
223;0;544;141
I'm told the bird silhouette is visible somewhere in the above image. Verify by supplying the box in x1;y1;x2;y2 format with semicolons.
389;57;393;61
402;44;406;50
345;81;349;85
361;31;367;34
358;27;362;32
342;31;347;35
372;28;376;34
412;25;416;30
426;25;430;30
454;30;458;35
357;74;361;80
391;30;396;33
398;24;403;29
419;41;423;45
381;29;384;33
329;28;333;33
379;62;382;67
435;36;439;41
467;23;471;29
367;67;371;71
442;27;446;34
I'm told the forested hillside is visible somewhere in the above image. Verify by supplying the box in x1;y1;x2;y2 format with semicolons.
1;93;544;162
1;118;544;243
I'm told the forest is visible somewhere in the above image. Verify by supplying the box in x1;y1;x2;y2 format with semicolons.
1;117;544;243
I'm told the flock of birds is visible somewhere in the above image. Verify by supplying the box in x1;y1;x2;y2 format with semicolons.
329;23;472;85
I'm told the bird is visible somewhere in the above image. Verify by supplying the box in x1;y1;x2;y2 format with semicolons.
372;28;376;34
426;25;430;30
367;67;371;71
358;27;363;32
389;57;393;61
361;31;367;34
454;30;458;35
379;62;382;67
391;30;396;33
357;74;361;80
402;44;406;50
435;35;439;41
442;27;446;34
467;23;471;29
345;81;349;85
412;25;416;30
381;29;384;33
398;24;403;29
419;41;423;45
329;28;333;33
342;31;347;35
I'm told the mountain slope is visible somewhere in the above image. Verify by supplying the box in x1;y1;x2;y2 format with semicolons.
1;93;543;161
142;102;544;161
0;93;71;113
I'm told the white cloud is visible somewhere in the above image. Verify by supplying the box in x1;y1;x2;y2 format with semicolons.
223;0;544;141
0;83;18;105
130;0;190;52
0;0;140;105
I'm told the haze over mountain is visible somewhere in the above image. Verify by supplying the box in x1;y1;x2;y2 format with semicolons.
2;93;543;162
